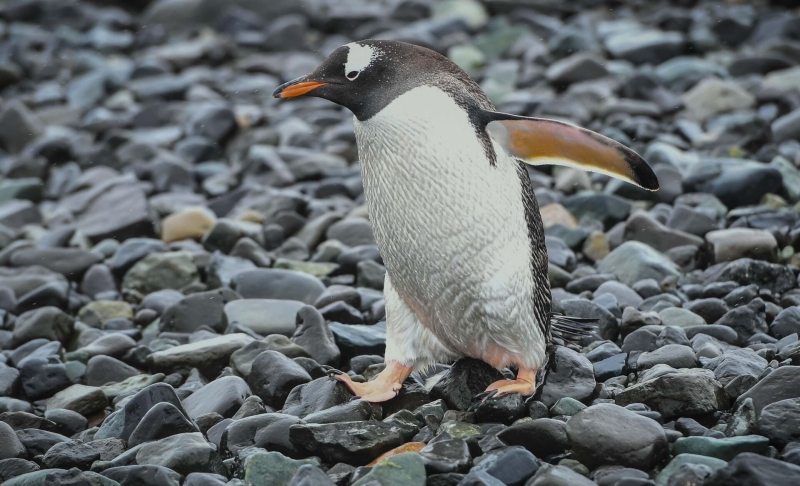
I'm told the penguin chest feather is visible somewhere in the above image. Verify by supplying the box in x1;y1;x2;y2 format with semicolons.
355;85;548;368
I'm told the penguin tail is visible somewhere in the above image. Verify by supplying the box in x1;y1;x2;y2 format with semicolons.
549;314;598;344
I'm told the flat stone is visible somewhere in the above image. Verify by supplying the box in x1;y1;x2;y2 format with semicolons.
147;333;254;377
46;384;108;416
566;403;668;470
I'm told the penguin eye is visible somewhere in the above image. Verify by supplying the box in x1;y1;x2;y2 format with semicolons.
346;70;360;80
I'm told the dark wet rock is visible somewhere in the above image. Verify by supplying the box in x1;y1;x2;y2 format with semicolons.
0;458;39;482
736;366;800;414
182;376;251;419
242;451;320;486
247;350;311;408
0;421;26;460
45;409;87;437
716;299;768;345
135;432;226;476
232;269;326;304
470;446;539;486
96;383;189;442
102;465;183;486
85;355;140;387
620;367;724;416
128;402;200;447
160;288;241;334
431;359;503;411
122;252;200;295
471;393;526;425
224;299;304;337
13;306;74;344
566;403;668;470
282;377;352;418
539;346;596;407
703;452;800;486
46;384;108;416
497;418;568;458
147;333;254;377
14;428;69;456
528;464;596;486
291;306;341;367
222;413;300;455
329;322;386;360
289;421;404;466
42;440;101;469
19;357;71;400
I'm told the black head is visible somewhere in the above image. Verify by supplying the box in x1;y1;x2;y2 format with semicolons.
272;40;493;120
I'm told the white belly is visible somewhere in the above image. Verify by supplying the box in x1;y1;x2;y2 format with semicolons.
355;86;547;368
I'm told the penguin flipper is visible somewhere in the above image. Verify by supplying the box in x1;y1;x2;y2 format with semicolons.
484;111;659;191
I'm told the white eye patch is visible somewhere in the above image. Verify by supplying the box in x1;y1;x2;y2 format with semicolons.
344;42;379;80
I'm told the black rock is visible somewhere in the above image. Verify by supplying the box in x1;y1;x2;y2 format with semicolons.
757;397;800;448
44;409;87;437
186;106;237;143
703;452;800;486
471;446;540;486
566;403;668;470
10;248;102;280
13;306;74;344
420;438;471;474
594;353;627;381
528;464;596;486
292;306;341;367
685;298;729;324
222;412;301;456
247;350;312;409
0;458;39;482
102;465;183;486
135;432;226;476
14;428;70;456
289;421;404;466
232;269;326;304
470;393;526;425
771;307;800;340
539;346;596;407
85;355;140;386
431;359;503;411
282;377;352;418
0;422;26;460
160;288;241;334
497;418;569;458
288;464;336;486
128;402;200;447
41;439;101;469
95;383;190;442
716;299;768;344
19;356;71;400
110;239;166;278
182;376;251;420
329;322;386;360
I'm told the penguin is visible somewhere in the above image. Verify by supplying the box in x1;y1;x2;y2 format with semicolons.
273;40;658;403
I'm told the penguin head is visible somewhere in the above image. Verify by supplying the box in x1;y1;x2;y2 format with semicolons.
273;40;486;120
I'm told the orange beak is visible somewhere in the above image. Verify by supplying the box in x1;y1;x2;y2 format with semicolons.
272;80;327;98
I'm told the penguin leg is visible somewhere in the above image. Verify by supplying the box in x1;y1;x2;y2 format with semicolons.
336;275;455;403
484;367;538;398
334;361;412;403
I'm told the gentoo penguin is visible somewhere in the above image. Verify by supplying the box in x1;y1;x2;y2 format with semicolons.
274;40;658;402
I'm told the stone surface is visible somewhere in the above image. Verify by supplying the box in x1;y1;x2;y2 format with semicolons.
566;403;669;470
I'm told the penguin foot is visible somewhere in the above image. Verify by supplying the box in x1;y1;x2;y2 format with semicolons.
334;361;413;403
483;367;538;399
